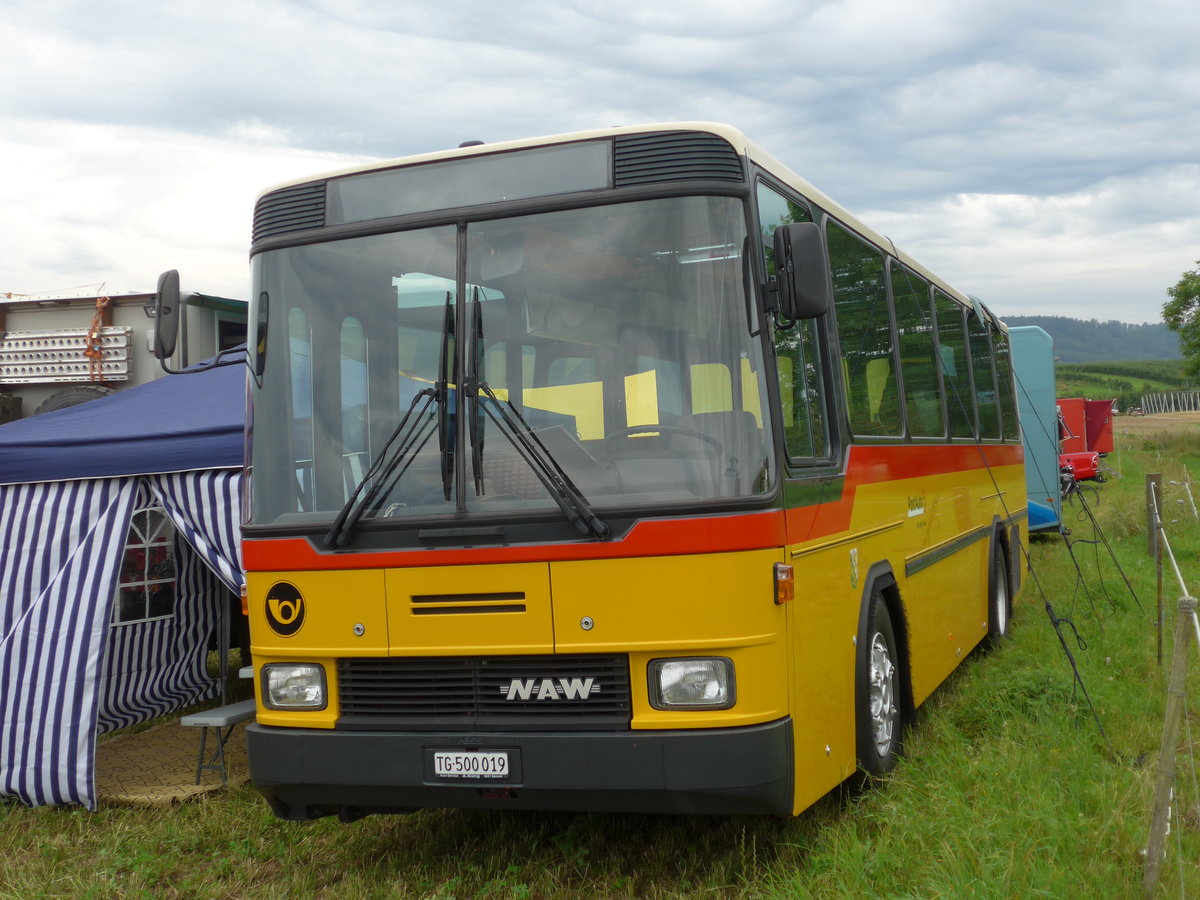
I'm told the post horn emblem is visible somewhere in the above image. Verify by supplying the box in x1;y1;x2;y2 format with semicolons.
265;582;305;637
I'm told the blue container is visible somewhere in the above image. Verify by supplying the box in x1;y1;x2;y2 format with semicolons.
1009;326;1062;533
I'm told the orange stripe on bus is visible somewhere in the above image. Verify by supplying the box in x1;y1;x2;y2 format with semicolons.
244;443;1022;572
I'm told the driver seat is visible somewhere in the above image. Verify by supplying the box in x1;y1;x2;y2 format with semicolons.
677;410;764;496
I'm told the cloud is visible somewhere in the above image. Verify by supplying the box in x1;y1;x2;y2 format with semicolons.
0;117;366;298
866;164;1200;322
2;0;1198;323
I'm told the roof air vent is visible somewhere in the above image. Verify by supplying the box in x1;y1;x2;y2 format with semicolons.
613;131;744;187
252;181;327;243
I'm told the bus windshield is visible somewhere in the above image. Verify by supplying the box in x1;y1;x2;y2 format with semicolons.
249;194;775;528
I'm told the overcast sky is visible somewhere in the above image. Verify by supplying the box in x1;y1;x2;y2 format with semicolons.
3;0;1197;324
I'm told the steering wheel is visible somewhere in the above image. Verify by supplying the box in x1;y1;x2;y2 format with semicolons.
603;423;724;452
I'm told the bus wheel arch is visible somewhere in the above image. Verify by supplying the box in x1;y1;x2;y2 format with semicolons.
853;565;914;777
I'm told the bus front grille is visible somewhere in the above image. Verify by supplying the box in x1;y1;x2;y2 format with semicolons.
336;654;632;732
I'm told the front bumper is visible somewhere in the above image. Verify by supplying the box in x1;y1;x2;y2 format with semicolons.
247;718;794;820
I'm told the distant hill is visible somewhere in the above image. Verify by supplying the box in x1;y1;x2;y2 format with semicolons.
1001;316;1180;362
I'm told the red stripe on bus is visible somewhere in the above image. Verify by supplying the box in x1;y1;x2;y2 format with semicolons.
243;510;789;572
244;443;1022;572
786;442;1024;542
848;442;1023;481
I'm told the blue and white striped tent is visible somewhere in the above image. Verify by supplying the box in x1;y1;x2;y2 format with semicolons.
0;358;245;808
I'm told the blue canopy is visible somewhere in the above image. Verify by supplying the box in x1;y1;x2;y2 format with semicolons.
0;359;245;486
0;354;246;809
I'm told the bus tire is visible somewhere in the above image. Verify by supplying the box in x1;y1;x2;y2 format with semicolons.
855;592;903;777
34;385;115;414
985;546;1011;648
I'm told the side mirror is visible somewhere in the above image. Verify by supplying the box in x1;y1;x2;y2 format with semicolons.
772;223;830;320
153;269;181;360
150;268;244;375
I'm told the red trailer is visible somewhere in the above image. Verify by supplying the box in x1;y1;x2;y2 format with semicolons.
1058;398;1087;453
1084;399;1115;454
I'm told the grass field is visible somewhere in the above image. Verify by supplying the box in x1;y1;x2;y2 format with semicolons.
1;417;1198;899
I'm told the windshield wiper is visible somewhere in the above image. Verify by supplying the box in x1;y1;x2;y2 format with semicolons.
322;387;438;548
468;379;609;540
437;291;454;502
324;291;453;550
467;289;486;495
463;287;606;539
326;281;606;545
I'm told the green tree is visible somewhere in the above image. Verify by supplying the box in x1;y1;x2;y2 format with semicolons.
1163;261;1200;377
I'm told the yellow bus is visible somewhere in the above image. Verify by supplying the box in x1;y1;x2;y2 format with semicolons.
239;123;1026;820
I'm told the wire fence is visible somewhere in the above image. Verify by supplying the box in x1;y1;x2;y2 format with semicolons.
1142;480;1199;899
1140;392;1200;415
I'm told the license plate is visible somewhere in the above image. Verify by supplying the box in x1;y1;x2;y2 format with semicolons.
429;749;512;781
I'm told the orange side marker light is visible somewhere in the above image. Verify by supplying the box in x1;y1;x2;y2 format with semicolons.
774;563;795;605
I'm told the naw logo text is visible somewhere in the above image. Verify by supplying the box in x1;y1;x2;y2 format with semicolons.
501;677;599;701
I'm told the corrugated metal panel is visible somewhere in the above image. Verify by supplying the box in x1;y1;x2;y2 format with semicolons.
0;327;132;383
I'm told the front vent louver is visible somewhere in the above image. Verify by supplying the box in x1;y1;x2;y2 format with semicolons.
410;591;527;616
614;131;744;187
252;181;327;243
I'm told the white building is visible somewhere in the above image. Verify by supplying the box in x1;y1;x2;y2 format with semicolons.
0;289;246;421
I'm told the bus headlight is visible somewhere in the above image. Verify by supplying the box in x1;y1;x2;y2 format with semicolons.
262;663;327;710
648;657;735;710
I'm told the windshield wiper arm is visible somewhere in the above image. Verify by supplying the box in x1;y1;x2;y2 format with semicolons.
322;387;439;549
437;291;454;502
325;289;454;549
461;289;604;537
468;288;485;495
469;380;609;539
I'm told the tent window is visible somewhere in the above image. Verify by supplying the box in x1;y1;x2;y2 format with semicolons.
113;506;177;626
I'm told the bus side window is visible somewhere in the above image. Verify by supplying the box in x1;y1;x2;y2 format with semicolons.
757;182;827;460
889;262;945;438
288;307;314;511
756;182;812;278
827;222;900;437
773;320;828;459
969;311;1001;440
991;329;1021;441
934;292;976;439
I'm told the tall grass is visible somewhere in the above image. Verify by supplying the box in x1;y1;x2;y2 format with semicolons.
1;425;1197;899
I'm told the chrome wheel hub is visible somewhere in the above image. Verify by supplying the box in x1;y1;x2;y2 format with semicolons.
995;564;1009;635
869;632;898;756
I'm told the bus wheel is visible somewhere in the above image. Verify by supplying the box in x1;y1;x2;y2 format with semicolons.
986;548;1011;648
856;594;903;777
